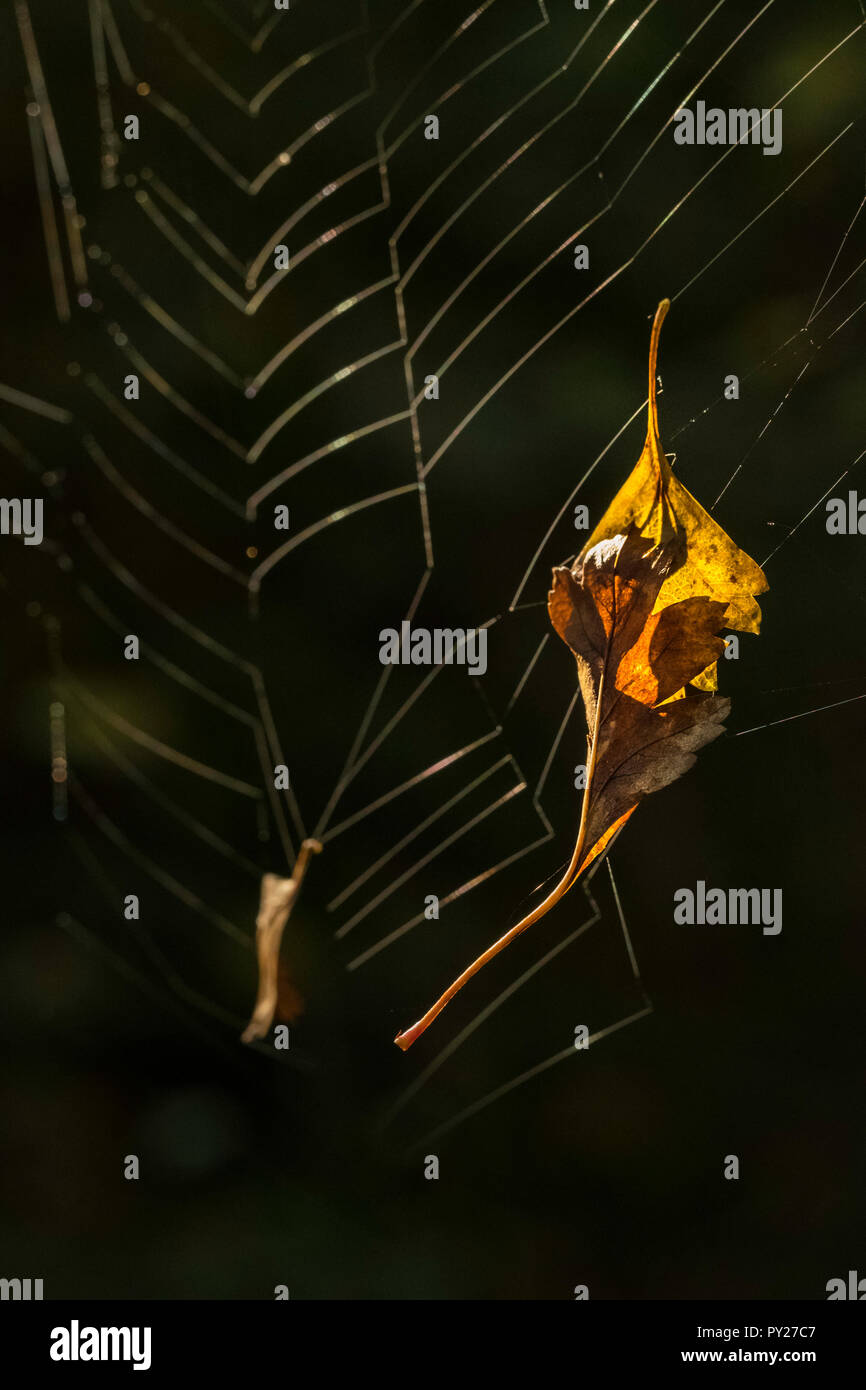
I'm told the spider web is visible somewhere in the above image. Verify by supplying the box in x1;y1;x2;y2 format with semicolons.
1;0;864;1154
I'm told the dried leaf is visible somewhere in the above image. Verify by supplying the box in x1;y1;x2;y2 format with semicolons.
241;839;321;1044
580;297;769;684
549;527;731;872
395;301;768;1051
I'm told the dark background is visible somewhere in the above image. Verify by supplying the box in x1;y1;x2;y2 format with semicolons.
1;0;864;1298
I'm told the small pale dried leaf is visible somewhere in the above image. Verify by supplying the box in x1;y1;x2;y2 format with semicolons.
242;838;322;1045
241;873;300;1044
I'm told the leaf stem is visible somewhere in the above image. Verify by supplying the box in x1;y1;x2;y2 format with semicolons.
293;836;324;883
647;298;670;440
394;671;607;1051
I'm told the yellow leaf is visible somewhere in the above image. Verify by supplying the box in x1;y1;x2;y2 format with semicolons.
394;302;768;1054
581;299;768;636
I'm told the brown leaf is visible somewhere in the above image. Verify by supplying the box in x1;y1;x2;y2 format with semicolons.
580;688;729;864
549;527;684;727
550;526;730;871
